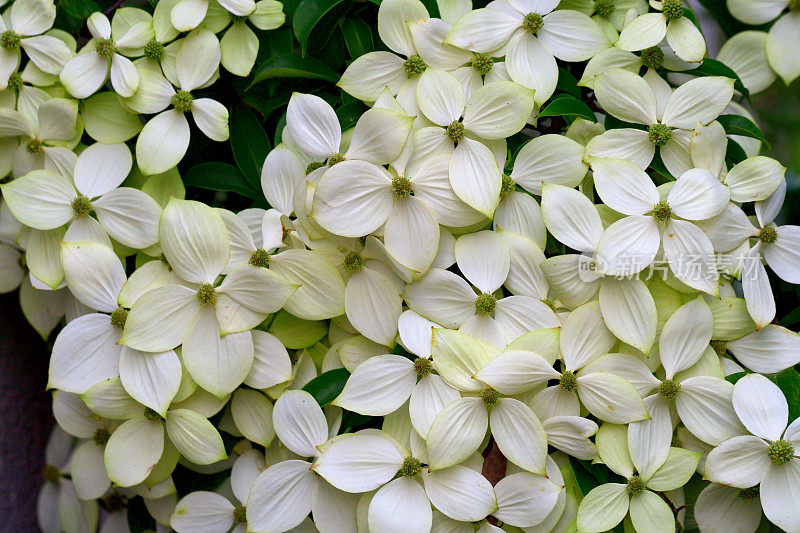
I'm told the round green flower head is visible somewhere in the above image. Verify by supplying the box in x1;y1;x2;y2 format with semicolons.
249;248;271;268
1;31;20;51
446;120;465;143
738;486;760;501
233;506;247;524
523;12;544;34
144;39;164;62
93;427;111;446
480;387;501;407
658;379;681;400
413;357;432;377
343;251;365;273
759;226;778;244
640;46;664;70
541;298;556;311
662;0;684;21
768;440;795;466
560;370;578;392
403;55;427;76
306;161;325;174
171;90;194;113
391;176;413;199
399;456;423;477
143;407;163;421
474;292;496;314
791;0;800;12
71;195;92;217
627;474;646;495
652;201;672;223
7;72;22;92
327;153;345;166
110;307;129;330
594;0;615;18
26;138;43;154
500;174;516;200
648;123;672;146
470;53;494;76
95;38;116;59
196;283;217;305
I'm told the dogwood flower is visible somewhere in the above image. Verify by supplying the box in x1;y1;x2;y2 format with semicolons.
504;133;588;195
616;0;706;62
446;0;609;105
215;1;285;76
694;482;764;533
559;0;649;38
0;0;72;87
705;374;800;532
587;68;734;177
577;423;700;532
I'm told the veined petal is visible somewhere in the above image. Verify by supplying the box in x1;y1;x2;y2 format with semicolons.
445;8;520;53
732;373;788;441
313;434;404;492
761;460;800;533
596;215;660;276
511;134;588;195
668;169;730;221
629;490;675;533
662;76;734;129
246;460;316;532
676;376;745;446
540;183;603;253
594;67;657;125
403;269;476;328
119;284;200;352
725;156;785;203
505;32;558;105
422;465;497;521
767;13;800;85
104;417;165;487
416;69;465;127
463;81;535;139
426;397;488;469
538;10;609;61
273;390;328;457
332;354;415;415
616;12;666;52
191;98;229;142
59;52;108;99
165;408;227;464
93;188;162;249
337;51;407;102
659;297;713;378
493;472;561;527
60;241;126;313
577;372;649;423
665;16;706;62
73;143;132;198
220;21;258;76
662;219;719;295
345;266;403;346
490;398;548;474
136;110;191;175
377;0;429;56
176;29;220;91
109;54;139;98
369;477;432;533
576;483;629;533
231;389;275;447
590;157;659;215
119;348;182;417
1;169;75;230
449;137;501;217
704;435;770;488
455;230;509;293
170;491;235;533
345;107;414;165
384;197;440;274
409;373;460;437
286;92;341;159
430;327;494;391
598;278;657;354
408;18;471;70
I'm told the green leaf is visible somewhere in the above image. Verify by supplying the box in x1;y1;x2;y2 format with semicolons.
249;53;339;88
726;371;747;384
302;368;351;405
773;368;800;422
230;106;270;190
717;114;770;147
340;17;374;59
336;100;367;130
726;137;748;166
126;496;157;533
686;58;750;101
293;0;348;54
568;457;610;497
183;162;260;198
540;95;596;122
556;68;581;99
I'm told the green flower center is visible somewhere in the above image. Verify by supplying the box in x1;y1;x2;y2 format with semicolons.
110;307;128;330
500;174;516;200
627;474;646;495
143;407;163;421
403;55;427;76
95;38;116;59
768;440;794;466
737;486;760;501
43;465;61;483
671;434;682;447
144;39;164;62
759;226;778;244
542;298;556;311
791;0;800;12
196;283;217;305
306;161;325;174
651;201;672;223
1;31;21;51
26;138;43;154
474;293;496;315
171;90;193;113
662;0;684;21
233;506;247;523
560;370;578;392
93;427;111;446
391;176;413;199
648;123;672;146
342;251;365;273
445;120;465;143
522;12;544;34
7;72;22;92
480;387;501;407
71;195;92;217
710;340;727;357
640;46;664;70
658;379;681;400
413;357;432;377
399;456;423;477
594;0;615;17
470;53;494;76
249;248;270;268
327;153;345;166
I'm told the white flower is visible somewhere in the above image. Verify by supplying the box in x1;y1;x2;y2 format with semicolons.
588;68;734;177
59;12;144;98
0;0;72;87
216;1;285;76
722;322;800;374
617;0;706;62
705;374;800;532
446;0;609;105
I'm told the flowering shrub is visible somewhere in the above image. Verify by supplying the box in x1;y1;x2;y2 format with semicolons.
1;0;799;531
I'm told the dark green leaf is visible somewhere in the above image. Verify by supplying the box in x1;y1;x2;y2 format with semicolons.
302;368;351;405
126;497;157;533
293;0;348;54
274;112;288;146
726;138;748;166
540;96;596;122
336;100;367;129
230;106;270;190
249;53;339;88
556;68;581;99
726;371;747;384
568;457;610;497
773;368;800;422
256;27;294;63
419;0;440;17
718;114;770;147
183;162;260;198
686;58;750;101
341;17;374;59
